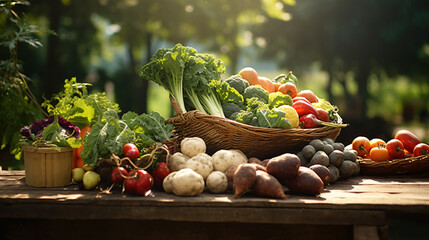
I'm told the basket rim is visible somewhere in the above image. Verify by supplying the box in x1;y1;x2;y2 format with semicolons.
167;110;344;134
357;155;429;166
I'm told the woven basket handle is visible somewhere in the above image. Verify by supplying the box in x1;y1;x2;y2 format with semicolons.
169;95;183;115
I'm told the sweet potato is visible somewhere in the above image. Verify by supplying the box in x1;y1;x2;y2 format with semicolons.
233;164;257;198
252;170;287;199
309;164;331;186
224;165;238;191
248;157;263;165
283;166;324;196
266;153;300;181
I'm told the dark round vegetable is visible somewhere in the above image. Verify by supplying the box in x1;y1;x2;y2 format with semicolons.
302;145;316;160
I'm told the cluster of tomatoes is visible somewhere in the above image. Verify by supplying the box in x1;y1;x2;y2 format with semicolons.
352;130;429;162
109;143;171;196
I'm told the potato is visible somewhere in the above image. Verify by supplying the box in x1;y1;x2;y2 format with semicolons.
180;137;206;157
206;171;228;193
339;160;357;179
168;152;189;172
309;139;325;151
309;164;331;186
211;149;248;172
224;165;238;191
185;153;213;180
328;165;339;184
353;160;360;176
252;170;287;199
329;150;345;167
332;142;345;152
248;157;263;165
309;151;329;167
323;138;334;145
233;163;257;198
171;168;205;196
266;153;300;181
344;150;358;162
302;145;316;160
283;166;324;196
323;144;334;155
162;171;177;193
261;159;271;167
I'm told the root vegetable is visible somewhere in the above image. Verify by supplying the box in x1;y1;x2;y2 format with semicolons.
233;163;257;198
162;172;177;193
180;137;206;157
309;151;329;167
339;160;357;178
224;165;238;191
310;139;325;151
266;153;300;181
309;164;331;186
185;153;213;180
283;166;324;196
168;152;190;172
328;165;340;184
344;150;358;162
252;170;287;199
206;171;228;193
248;157;262;165
302;145;316;160
171;169;205;196
211;149;248;172
329;150;345;167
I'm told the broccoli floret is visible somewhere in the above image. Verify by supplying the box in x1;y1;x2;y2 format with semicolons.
246;97;269;115
222;102;243;119
243;85;269;104
225;74;250;94
234;110;255;125
268;92;293;109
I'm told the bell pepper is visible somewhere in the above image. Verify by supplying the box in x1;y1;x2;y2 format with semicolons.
413;143;429;157
293;100;319;117
395;130;421;153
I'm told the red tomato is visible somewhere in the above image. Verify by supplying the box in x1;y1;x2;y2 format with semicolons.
386;139;405;159
316;109;329;122
292;97;311;104
413;143;429;157
111;167;128;184
123;143;139;160
151;162;171;189
125;170;153;196
395;130;421;153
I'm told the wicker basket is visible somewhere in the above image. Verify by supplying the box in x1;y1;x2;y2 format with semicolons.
357;155;429;175
166;99;342;159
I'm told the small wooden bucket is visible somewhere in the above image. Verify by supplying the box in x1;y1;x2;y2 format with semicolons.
22;145;73;187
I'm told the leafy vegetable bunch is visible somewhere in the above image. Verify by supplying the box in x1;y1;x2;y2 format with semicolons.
81;109;174;166
20;116;81;149
140;43;228;117
42;77;120;128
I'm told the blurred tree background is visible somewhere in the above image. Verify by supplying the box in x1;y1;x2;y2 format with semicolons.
1;0;429;169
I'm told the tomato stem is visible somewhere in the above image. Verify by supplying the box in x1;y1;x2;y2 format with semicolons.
359;145;368;153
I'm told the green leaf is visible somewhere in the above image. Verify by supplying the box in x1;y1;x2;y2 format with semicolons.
256;109;291;129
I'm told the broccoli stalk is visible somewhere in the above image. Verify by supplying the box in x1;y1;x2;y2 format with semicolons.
199;88;225;118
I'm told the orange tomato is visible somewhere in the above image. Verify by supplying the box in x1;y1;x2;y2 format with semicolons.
369;147;389;161
278;82;298;98
369;138;386;149
238;67;259;86
258;76;275;93
296;90;319;103
352;136;371;157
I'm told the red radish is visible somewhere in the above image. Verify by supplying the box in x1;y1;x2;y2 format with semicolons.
111;167;128;184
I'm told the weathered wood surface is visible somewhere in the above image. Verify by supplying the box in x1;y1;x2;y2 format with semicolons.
1;170;428;224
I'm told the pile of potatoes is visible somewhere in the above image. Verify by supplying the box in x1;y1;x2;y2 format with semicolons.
163;137;356;199
163;137;248;196
296;138;360;184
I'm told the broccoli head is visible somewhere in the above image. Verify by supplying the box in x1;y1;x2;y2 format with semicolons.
268;92;293;109
222;102;243;119
243;85;269;104
246;97;269;115
233;110;255;125
225;74;250;94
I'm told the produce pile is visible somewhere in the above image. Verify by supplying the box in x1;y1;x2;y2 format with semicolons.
21;43;428;198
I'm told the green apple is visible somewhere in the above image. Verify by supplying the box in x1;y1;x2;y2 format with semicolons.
72;168;85;182
83;170;101;190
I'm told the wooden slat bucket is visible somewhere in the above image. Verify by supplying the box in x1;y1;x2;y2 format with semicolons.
22;145;73;187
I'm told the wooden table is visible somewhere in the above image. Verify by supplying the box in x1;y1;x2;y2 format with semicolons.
1;170;429;240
